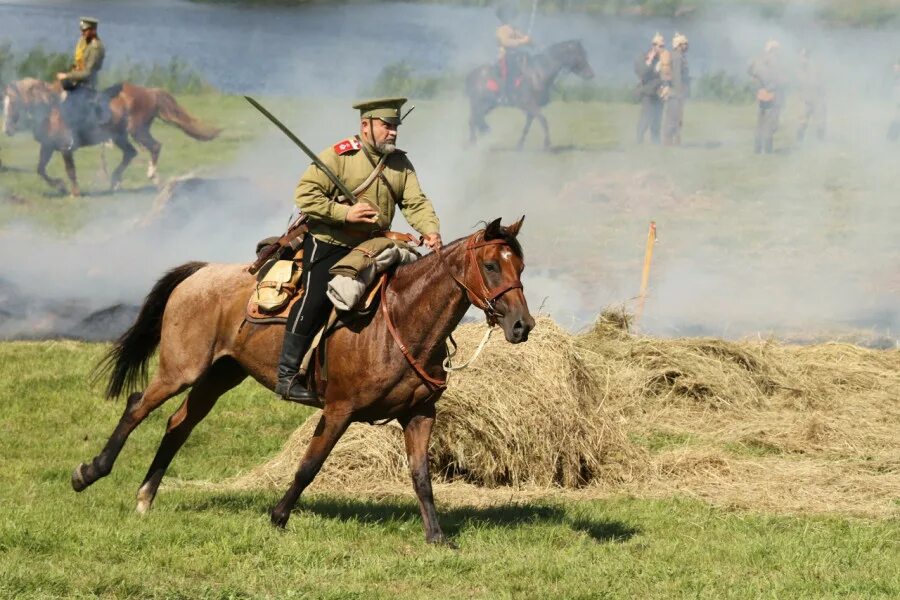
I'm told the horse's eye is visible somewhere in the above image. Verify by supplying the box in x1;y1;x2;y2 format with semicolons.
484;262;499;273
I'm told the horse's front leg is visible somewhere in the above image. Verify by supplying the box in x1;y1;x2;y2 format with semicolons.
537;112;551;149
36;143;66;194
401;401;454;547
270;406;352;528
61;149;80;197
516;112;535;151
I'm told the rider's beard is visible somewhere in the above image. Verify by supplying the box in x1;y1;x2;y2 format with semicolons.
375;140;396;154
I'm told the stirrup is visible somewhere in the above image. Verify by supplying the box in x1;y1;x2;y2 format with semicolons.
276;372;318;404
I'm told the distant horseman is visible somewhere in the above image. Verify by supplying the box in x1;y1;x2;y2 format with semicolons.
56;16;108;149
495;5;532;105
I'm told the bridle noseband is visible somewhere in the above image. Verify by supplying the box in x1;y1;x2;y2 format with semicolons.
439;233;524;326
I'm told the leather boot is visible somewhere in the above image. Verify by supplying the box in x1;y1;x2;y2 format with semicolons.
275;332;318;404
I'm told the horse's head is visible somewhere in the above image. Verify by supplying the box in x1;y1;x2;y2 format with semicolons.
458;216;534;343
3;78;54;136
553;40;595;80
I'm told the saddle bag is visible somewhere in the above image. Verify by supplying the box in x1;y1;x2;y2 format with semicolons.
253;258;303;313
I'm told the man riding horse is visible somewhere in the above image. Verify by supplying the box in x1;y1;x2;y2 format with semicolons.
55;16;108;150
277;97;443;404
495;5;532;105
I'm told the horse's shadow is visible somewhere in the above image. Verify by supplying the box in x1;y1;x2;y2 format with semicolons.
185;491;638;544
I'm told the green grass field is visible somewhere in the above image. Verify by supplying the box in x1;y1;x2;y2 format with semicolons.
1;342;898;599
1;93;898;597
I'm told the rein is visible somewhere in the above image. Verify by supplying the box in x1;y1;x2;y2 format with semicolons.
380;232;523;391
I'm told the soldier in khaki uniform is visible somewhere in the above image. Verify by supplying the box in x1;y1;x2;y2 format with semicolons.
56;17;107;148
635;33;666;144
277;97;442;403
888;59;900;141
495;5;532;104
749;39;787;154
795;48;826;142
662;33;690;146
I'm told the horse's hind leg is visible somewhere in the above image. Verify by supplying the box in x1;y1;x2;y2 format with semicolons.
400;402;452;547
109;133;137;191
131;126;161;186
270;407;352;528
72;373;188;492
135;357;246;514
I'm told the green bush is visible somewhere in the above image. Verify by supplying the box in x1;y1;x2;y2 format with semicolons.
0;43;215;95
14;47;71;81
102;57;216;94
364;61;448;99
692;70;754;104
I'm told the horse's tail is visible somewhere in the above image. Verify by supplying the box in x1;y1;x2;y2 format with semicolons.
94;261;208;400
154;89;221;141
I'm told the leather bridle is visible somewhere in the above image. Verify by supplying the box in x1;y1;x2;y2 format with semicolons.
380;231;524;392
438;233;524;327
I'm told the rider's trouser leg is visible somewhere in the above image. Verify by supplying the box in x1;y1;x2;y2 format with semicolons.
276;234;351;403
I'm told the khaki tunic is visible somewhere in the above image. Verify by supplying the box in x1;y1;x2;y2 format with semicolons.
295;137;440;248
68;37;105;89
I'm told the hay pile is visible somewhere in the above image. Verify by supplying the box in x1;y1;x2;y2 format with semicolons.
231;317;637;493
230;311;900;517
578;311;900;516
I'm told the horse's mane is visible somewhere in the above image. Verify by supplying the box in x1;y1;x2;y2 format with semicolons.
395;223;524;277
9;78;59;106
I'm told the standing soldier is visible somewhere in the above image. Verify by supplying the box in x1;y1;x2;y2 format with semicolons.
635;33;666;144
663;32;690;146
276;98;443;404
495;5;532;105
795;48;827;142
748;39;787;154
888;59;900;142
56;17;106;148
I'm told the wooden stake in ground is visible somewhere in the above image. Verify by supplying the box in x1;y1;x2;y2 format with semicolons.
635;221;657;324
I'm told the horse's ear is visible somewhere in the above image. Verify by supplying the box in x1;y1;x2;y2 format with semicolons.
484;217;503;240
506;215;525;238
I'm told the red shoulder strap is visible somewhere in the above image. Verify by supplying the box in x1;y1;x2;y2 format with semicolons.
333;137;362;155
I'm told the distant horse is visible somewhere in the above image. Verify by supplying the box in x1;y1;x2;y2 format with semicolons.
72;218;534;546
2;78;220;196
466;40;594;149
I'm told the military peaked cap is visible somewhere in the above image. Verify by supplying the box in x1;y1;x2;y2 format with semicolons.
352;97;407;125
79;16;99;30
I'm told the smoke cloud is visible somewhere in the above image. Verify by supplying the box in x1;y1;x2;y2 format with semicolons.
0;1;897;346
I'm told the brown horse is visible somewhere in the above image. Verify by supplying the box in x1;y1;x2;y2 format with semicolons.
73;218;534;545
2;78;220;196
466;40;594;149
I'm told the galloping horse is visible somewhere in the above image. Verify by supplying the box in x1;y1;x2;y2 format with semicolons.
2;78;220;196
73;218;534;545
466;40;594;149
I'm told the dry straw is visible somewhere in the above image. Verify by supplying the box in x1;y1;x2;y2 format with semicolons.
230;310;900;517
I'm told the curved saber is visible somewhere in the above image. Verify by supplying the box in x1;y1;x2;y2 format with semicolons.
244;95;357;203
526;0;538;35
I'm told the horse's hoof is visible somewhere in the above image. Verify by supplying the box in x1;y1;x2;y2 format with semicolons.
427;534;458;550
270;508;290;529
71;463;89;492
